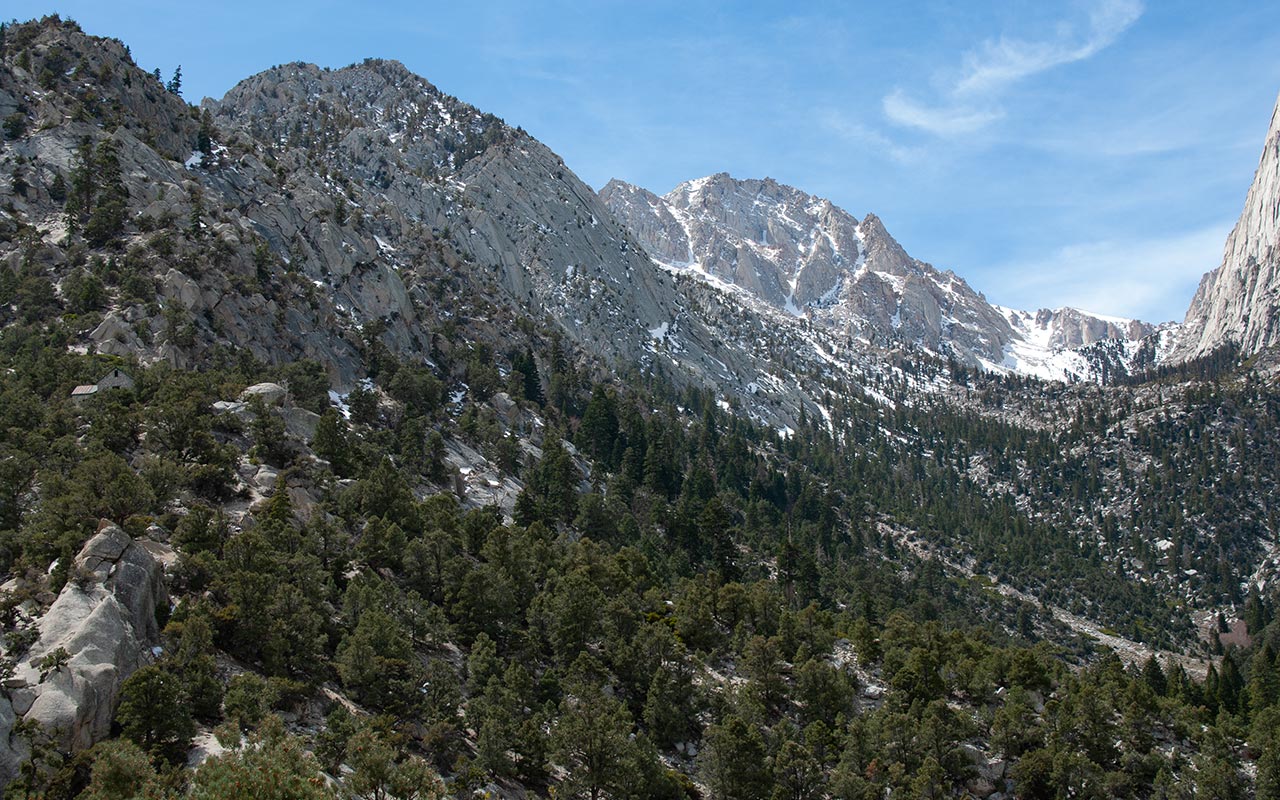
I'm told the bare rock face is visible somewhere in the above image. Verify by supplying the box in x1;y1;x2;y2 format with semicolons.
204;58;722;378
0;695;18;789
0;523;166;786
603;174;1014;366
1031;307;1154;350
597;181;691;266
602;174;867;309
1173;92;1280;364
89;313;145;358
282;406;321;440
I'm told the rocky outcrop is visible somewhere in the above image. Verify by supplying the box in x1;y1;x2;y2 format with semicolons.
1027;307;1155;350
1173;91;1280;363
0;523;166;786
89;313;145;358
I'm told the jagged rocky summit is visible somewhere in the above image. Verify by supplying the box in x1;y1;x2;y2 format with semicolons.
601;173;1158;381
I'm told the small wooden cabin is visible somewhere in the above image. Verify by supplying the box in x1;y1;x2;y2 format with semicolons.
71;368;136;403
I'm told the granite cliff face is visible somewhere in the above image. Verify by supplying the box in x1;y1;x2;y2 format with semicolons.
602;174;1156;379
0;21;364;380
1173;92;1280;365
1012;307;1156;351
206;59;694;369
600;175;863;311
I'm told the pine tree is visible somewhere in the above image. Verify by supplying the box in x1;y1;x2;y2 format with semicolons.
48;171;66;203
81;739;159;800
1142;655;1168;697
116;665;195;764
198;108;217;155
578;384;619;466
188;717;335;800
170;607;224;720
1256;707;1280;800
528;437;578;523
1249;644;1280;712
70;137;129;246
166;65;182;96
188;185;206;237
551;681;639;800
65;136;96;229
1245;587;1271;635
699;715;770;800
511;347;544;404
1218;654;1245;715
772;738;823;800
337;608;422;715
312;409;354;476
643;659;698;748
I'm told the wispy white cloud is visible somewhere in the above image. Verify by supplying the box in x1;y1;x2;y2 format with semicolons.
819;109;926;162
886;0;1144;135
990;220;1230;321
882;91;1004;137
954;0;1144;96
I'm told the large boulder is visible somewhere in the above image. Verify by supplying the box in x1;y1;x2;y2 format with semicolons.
88;313;144;358
160;268;203;311
240;382;288;406
282;406;320;440
0;523;166;786
961;743;1008;798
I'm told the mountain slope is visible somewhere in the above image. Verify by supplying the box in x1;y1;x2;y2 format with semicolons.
601;173;1157;382
204;61;883;427
3;18;1280;799
1173;91;1280;364
207;59;687;369
998;306;1169;381
0;27;800;420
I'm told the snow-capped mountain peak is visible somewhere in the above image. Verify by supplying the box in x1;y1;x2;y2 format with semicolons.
602;174;1161;383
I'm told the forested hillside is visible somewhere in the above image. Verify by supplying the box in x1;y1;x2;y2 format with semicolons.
1;14;1279;800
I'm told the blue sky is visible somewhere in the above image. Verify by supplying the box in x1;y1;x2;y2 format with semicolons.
11;1;1280;322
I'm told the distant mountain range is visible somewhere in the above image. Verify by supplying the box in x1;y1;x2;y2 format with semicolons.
601;84;1280;382
600;173;1172;383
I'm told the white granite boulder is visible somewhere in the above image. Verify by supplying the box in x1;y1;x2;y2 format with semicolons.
240;382;288;406
0;523;167;787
